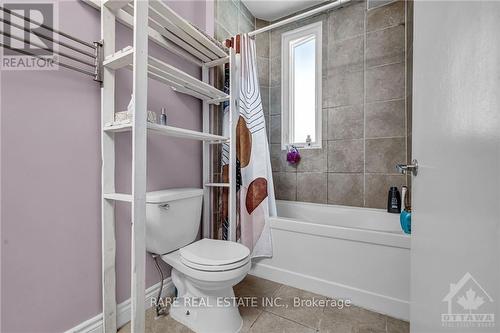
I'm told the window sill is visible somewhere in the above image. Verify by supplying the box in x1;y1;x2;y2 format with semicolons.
281;144;322;151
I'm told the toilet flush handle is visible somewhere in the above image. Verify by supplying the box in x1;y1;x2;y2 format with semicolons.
159;203;170;210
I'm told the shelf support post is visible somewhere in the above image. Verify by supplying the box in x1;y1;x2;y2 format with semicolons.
228;47;238;242
202;66;211;238
130;0;148;332
101;3;117;333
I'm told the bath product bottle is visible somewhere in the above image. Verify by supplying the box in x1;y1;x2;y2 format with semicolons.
400;209;412;234
306;135;312;147
399;185;411;233
160;108;167;125
401;186;408;209
387;186;401;213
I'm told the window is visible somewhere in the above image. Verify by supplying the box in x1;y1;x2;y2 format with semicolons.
281;22;322;149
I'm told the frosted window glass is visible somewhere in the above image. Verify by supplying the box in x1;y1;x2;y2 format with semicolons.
292;38;316;143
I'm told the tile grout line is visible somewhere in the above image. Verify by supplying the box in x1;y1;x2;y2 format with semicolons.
404;0;409;178
260;307;319;332
366;59;405;71
325;14;330;205
248;309;264;330
324;94;405;110
363;4;367;208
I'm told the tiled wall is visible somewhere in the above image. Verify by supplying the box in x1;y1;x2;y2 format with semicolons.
215;0;255;40
212;0;256;237
267;0;411;208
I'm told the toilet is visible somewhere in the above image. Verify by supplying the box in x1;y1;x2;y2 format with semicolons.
145;188;251;333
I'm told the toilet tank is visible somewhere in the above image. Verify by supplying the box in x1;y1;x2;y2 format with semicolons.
145;188;203;255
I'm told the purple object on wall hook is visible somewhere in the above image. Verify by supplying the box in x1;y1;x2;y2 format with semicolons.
286;146;301;164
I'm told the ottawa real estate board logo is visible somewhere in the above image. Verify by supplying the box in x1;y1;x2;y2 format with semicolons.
1;2;58;70
442;272;495;329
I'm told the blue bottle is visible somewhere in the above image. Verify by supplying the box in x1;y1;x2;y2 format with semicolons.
400;210;411;234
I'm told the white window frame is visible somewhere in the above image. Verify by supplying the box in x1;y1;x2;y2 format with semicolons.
281;21;322;150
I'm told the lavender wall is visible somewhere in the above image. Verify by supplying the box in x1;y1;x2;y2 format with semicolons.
0;1;212;332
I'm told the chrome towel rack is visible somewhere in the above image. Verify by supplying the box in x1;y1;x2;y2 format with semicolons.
0;6;103;82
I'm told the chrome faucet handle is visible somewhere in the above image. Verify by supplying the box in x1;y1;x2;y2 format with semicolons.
396;159;418;176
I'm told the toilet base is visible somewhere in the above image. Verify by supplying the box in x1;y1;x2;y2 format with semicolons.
169;269;244;333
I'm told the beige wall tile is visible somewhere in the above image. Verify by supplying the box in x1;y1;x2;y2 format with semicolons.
327;139;364;172
270;115;281;144
270;144;282;172
365;174;406;208
269;86;281;115
269;57;281;87
327;105;364;140
218;0;411;209
297;146;328;172
327;173;364;206
216;0;239;35
239;1;255;27
366;24;405;68
328;35;364;73
328;0;365;42
366;62;405;102
256;32;269;58
366;0;405;32
260;85;269;117
326;69;364;108
257;57;269;86
365;137;406;173
215;22;231;42
365;99;405;138
297;173;327;204
273;172;297;201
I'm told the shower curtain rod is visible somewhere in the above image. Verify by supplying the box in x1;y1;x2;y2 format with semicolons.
248;0;351;37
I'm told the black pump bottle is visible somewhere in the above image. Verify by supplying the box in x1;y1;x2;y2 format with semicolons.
387;186;401;213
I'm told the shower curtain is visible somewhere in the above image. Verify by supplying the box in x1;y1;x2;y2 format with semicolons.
221;34;276;258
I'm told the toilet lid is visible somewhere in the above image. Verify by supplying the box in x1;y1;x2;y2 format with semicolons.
180;238;250;267
181;255;250;272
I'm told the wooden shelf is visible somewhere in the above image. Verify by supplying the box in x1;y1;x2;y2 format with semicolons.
103;193;132;202
83;0;228;64
103;0;132;13
205;183;230;188
104;122;229;142
103;46;133;69
123;1;228;62
103;46;228;103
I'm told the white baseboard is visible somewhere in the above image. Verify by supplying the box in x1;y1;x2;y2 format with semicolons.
65;278;174;333
250;263;409;321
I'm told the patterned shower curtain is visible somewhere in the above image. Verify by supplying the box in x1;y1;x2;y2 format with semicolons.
221;34;276;258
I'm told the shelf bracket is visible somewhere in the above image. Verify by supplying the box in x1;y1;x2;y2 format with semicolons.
94;39;104;83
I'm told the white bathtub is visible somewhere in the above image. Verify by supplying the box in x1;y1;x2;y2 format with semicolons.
250;200;411;320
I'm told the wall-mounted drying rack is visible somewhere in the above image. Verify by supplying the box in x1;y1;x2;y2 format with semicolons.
0;6;103;82
81;1;239;333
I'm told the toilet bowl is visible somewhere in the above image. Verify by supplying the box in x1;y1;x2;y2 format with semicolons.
145;189;250;333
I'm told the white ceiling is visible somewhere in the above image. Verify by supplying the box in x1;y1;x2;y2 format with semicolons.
241;0;330;22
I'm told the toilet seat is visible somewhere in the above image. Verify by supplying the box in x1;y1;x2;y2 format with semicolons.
179;238;251;272
181;255;250;272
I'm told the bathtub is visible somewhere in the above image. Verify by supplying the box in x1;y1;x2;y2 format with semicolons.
250;200;411;320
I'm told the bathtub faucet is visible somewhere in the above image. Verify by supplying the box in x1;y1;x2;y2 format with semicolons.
396;159;418;176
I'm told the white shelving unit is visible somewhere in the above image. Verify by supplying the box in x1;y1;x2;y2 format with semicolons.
86;1;239;332
104;123;229;142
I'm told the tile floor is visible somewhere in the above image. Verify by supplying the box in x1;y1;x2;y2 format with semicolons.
118;275;409;333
